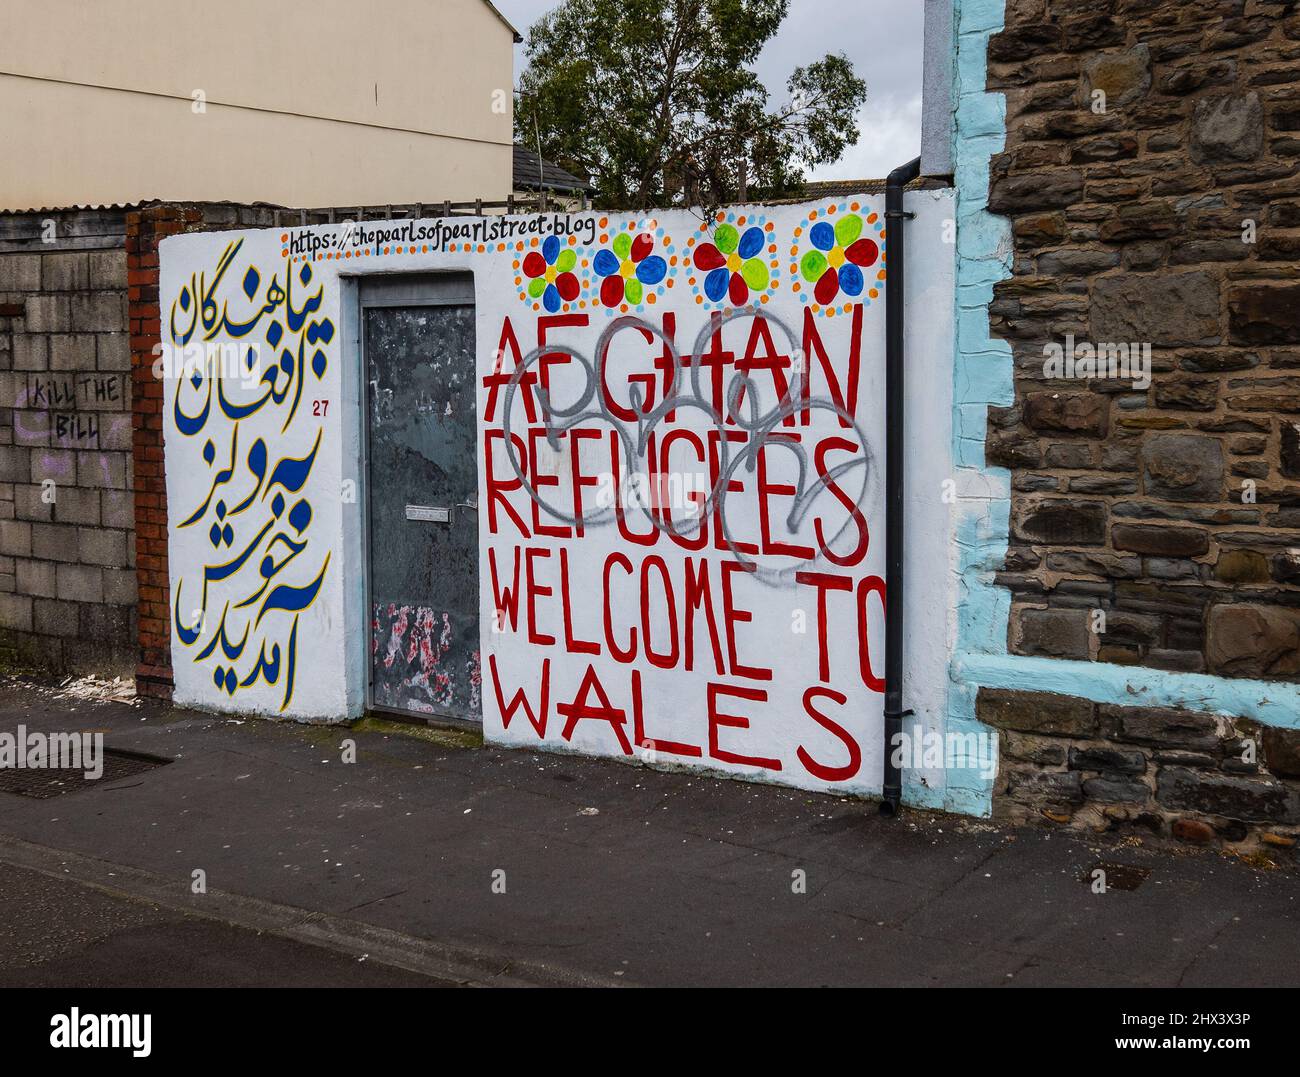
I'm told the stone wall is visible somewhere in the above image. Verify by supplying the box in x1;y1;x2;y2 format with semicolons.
981;687;1300;849
0;209;135;675
986;0;1300;675
978;0;1300;849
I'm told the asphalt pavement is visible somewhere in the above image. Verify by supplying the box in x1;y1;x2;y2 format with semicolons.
0;859;450;987
0;676;1296;987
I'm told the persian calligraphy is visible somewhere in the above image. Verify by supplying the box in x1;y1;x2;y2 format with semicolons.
166;239;333;711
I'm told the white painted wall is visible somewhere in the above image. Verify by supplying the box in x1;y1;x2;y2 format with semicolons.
159;192;957;799
900;190;960;801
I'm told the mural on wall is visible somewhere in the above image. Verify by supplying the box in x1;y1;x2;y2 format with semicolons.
158;197;957;797
480;207;888;794
162;238;334;714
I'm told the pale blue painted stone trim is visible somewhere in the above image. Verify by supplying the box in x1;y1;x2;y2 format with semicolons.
899;0;1011;816
929;0;1300;822
956;652;1300;731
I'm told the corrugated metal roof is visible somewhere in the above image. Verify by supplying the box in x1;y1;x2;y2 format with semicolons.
513;145;595;194
763;177;942;204
0;198;303;218
800;179;889;196
0;201;146;217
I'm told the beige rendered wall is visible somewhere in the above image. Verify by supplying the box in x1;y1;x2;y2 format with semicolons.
0;0;515;210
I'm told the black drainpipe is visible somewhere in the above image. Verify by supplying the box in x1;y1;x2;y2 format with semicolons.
880;156;921;818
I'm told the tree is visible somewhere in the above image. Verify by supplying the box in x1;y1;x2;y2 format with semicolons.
516;0;868;210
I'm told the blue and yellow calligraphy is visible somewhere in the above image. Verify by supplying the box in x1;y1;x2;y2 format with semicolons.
168;243;333;712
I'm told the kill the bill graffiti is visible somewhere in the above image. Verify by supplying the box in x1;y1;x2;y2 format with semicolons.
158;195;957;797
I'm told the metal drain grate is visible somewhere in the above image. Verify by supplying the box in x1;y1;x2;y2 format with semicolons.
0;748;170;799
1082;861;1151;891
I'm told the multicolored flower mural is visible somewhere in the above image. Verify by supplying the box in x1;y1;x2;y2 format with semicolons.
789;201;886;315
686;212;780;308
592;222;676;314
516;234;582;313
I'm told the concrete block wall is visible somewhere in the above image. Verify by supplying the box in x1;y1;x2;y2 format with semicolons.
0;209;136;674
0;202;277;684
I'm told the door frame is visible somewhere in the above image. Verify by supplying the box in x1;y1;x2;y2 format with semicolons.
355;272;481;728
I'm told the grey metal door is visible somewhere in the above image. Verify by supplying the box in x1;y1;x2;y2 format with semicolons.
363;275;480;721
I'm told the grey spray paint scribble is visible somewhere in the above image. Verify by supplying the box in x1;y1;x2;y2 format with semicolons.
497;306;876;587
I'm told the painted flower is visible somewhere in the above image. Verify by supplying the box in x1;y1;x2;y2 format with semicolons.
800;214;879;305
593;230;667;308
693;222;770;305
522;235;580;312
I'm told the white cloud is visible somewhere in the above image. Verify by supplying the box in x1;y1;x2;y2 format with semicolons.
808;93;923;182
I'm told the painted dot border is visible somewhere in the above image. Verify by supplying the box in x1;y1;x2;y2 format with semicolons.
512;232;590;314
788;200;887;317
684;210;782;309
586;217;680;317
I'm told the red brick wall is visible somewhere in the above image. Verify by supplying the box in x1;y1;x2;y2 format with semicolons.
126;203;280;700
127;206;199;698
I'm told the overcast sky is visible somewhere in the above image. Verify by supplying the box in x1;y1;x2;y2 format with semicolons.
493;0;925;181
